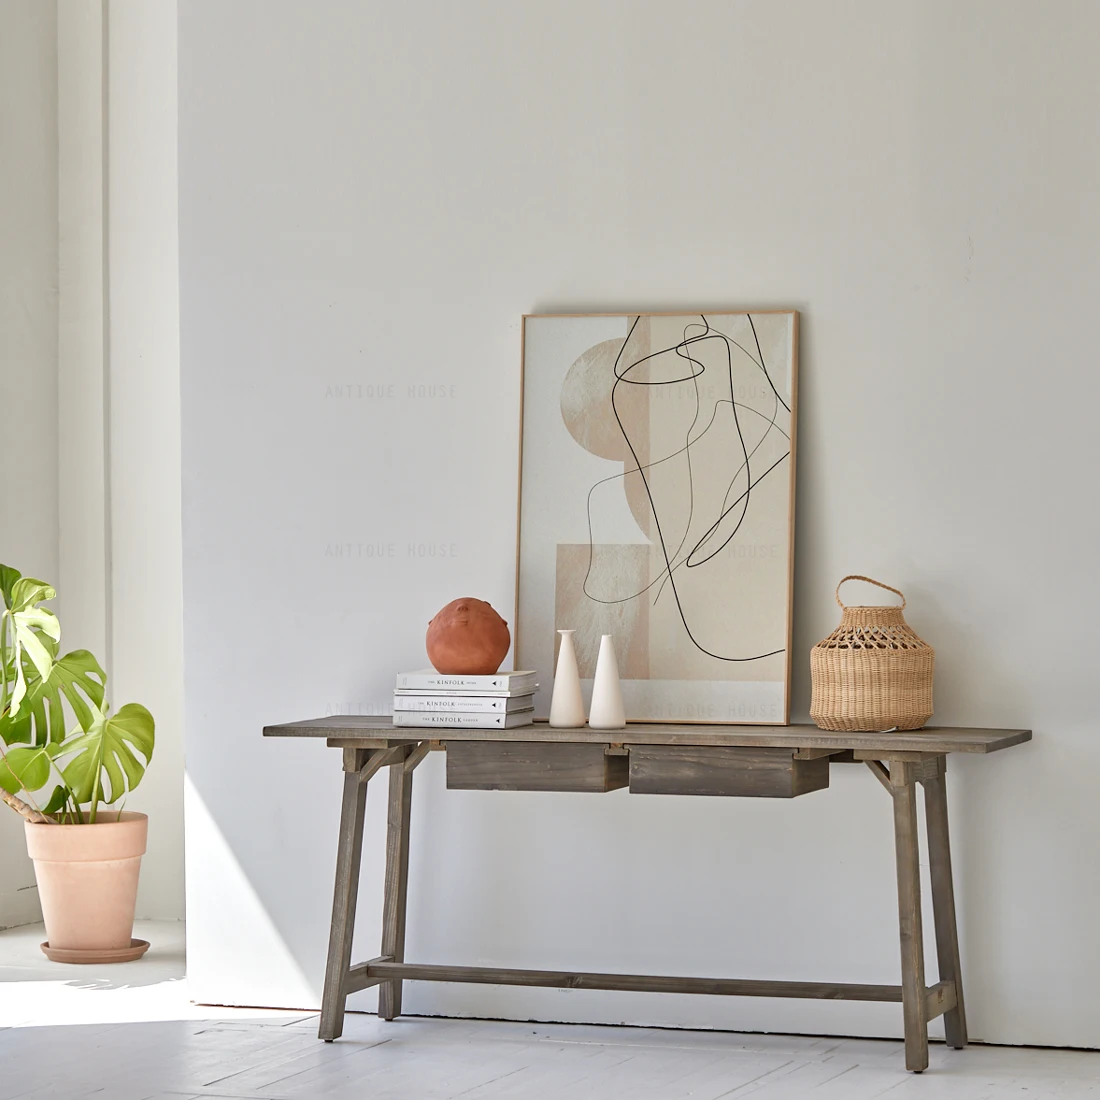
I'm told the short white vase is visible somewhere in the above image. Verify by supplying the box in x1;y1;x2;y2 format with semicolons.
589;634;626;729
549;629;586;728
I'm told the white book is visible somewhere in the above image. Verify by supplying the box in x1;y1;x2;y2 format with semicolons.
395;669;538;694
391;709;534;729
393;693;534;714
394;686;538;700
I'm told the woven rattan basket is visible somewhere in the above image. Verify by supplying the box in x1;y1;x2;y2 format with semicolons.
810;575;934;732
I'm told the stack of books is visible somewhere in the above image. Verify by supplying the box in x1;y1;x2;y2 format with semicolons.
392;669;538;729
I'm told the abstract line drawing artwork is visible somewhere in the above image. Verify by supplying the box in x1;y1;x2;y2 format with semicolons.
516;311;798;725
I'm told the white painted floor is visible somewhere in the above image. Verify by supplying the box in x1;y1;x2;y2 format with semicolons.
2;922;1099;1100
0;920;304;1029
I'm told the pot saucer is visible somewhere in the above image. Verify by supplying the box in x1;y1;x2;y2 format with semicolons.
40;938;150;964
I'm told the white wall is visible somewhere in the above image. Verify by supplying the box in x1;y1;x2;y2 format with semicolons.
179;0;1098;1046
0;0;59;929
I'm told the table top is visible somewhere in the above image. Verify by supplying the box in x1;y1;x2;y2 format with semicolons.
263;716;1032;755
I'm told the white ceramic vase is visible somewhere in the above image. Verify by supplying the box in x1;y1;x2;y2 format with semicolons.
549;629;586;728
589;634;626;729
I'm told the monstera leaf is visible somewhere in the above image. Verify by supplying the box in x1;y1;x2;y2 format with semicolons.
0;648;106;747
0;742;58;796
41;784;71;815
0;564;18;670
0;572;61;717
31;649;106;741
61;703;155;812
0;564;105;746
0;565;22;610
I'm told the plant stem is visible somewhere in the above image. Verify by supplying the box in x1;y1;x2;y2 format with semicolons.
0;788;50;824
88;767;100;825
0;612;9;709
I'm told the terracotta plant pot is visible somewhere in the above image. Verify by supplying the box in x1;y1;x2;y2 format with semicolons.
24;811;149;963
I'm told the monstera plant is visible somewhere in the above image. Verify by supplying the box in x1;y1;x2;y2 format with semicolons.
1;564;156;963
0;565;154;823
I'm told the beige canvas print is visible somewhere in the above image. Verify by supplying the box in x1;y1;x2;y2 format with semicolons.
517;312;798;724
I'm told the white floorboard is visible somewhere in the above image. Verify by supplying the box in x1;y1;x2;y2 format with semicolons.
2;921;1099;1099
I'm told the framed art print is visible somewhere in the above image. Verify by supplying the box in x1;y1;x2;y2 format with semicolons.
515;311;798;724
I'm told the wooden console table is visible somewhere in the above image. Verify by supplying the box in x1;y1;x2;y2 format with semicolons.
264;717;1030;1073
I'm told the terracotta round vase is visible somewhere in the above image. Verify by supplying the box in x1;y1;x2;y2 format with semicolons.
426;598;511;675
24;811;149;963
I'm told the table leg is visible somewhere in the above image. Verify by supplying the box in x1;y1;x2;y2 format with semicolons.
379;749;414;1021
319;748;369;1042
923;758;968;1049
890;760;929;1073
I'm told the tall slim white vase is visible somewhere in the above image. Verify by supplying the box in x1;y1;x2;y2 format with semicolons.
589;634;626;729
549;629;586;728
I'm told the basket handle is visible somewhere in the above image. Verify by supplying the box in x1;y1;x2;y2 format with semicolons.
836;575;906;610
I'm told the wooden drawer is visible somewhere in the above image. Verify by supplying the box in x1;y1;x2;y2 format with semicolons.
628;746;829;798
446;741;628;793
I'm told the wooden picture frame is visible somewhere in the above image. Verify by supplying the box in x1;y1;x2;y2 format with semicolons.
515;311;799;725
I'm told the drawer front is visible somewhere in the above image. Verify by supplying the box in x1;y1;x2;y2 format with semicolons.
628;746;829;798
446;741;628;792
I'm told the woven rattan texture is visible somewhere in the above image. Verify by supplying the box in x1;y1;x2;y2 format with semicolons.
810;578;934;732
